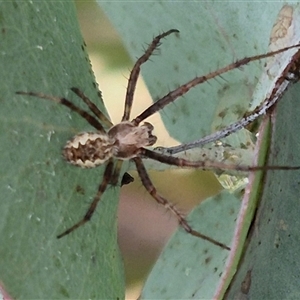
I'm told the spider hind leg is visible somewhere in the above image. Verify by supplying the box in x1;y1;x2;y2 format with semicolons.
57;159;114;239
133;157;230;250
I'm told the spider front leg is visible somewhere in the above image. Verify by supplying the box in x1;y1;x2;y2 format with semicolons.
122;29;179;122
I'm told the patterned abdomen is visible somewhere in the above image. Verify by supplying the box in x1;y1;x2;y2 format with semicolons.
63;132;114;168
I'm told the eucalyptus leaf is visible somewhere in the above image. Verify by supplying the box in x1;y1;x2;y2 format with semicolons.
1;1;296;299
99;1;297;299
226;79;300;299
0;1;124;298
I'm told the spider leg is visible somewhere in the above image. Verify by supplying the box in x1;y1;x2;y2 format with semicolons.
157;51;300;155
141;148;300;172
132;43;300;125
111;159;124;186
133;157;230;250
57;159;114;239
16;91;106;133
70;87;113;128
122;29;179;122
156;82;284;155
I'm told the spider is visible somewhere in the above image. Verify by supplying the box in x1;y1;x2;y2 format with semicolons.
157;47;300;156
16;29;300;250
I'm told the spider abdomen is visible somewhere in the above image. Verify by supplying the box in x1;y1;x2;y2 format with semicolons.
63;132;114;168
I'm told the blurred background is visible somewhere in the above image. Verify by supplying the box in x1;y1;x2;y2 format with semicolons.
75;1;223;298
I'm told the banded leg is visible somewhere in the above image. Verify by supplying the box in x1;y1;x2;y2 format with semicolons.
111;159;124;186
16;91;106;133
122;29;179;122
133;157;230;250
141;148;300;172
132;43;300;125
57;159;114;239
156;50;300;155
71;87;113;128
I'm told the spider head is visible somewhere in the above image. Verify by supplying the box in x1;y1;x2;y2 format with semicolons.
63;132;114;168
108;121;157;159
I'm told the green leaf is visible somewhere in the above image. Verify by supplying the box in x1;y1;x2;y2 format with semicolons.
3;1;296;298
0;1;124;298
225;83;300;298
99;1;296;299
140;190;240;299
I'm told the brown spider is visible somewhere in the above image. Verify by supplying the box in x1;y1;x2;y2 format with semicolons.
16;29;300;250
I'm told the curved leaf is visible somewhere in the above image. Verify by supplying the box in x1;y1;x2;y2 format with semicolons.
226;83;300;298
0;1;124;298
99;1;295;299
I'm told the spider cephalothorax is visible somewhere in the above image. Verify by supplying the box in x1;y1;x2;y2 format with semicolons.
16;29;300;249
107;121;157;159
